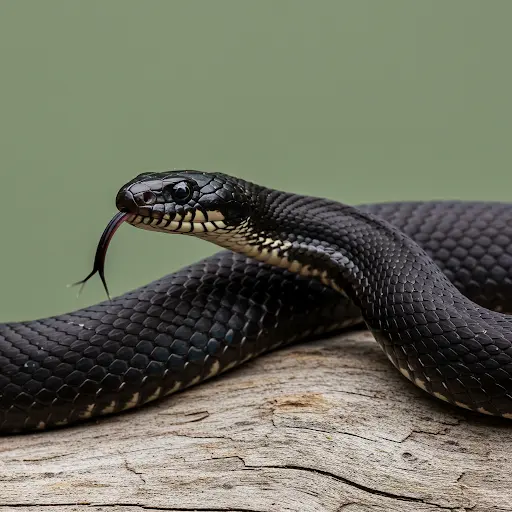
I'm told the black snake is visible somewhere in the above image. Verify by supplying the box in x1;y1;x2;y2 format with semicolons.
2;170;512;434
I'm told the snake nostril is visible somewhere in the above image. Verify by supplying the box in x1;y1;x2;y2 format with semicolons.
116;189;137;213
141;191;156;205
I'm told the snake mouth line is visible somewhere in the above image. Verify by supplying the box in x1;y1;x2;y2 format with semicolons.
128;212;228;234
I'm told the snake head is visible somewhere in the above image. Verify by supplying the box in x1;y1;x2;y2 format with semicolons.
115;170;254;234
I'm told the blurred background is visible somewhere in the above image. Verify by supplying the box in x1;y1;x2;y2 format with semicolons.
1;0;511;321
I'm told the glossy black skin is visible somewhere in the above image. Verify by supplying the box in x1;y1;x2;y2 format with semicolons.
115;171;254;226
255;192;512;416
2;171;512;432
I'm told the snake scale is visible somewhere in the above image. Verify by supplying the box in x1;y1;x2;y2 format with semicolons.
2;170;512;434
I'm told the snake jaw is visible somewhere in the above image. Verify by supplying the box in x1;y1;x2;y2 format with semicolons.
126;209;229;235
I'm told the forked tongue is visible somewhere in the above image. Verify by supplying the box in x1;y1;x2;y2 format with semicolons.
70;212;129;300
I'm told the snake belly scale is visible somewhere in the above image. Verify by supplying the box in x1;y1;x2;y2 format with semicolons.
1;170;512;433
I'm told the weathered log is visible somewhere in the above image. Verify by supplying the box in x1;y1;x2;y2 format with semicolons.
0;330;511;512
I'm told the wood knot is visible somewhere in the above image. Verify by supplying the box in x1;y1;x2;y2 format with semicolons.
267;392;331;412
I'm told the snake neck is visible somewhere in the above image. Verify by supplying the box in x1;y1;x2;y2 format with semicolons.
197;186;443;312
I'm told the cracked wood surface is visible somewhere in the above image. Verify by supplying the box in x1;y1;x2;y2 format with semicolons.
1;330;512;512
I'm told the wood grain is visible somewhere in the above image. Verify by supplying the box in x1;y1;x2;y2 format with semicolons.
1;330;511;512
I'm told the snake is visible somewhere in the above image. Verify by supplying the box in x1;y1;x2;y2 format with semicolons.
2;170;512;434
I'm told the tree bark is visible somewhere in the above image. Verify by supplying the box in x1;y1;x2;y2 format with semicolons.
0;330;511;512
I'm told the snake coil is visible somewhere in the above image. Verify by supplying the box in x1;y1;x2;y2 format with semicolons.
1;170;512;433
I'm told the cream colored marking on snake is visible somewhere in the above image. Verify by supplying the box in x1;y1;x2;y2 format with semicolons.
241;352;255;363
206;360;221;378
163;381;182;397
188;375;202;386
78;403;95;418
197;221;296;271
171;210;225;223
147;387;162;402
122;392;140;410
193;210;206;222
192;223;206;233
223;360;239;371
130;210;227;234
204;210;225;222
102;400;117;414
399;368;411;380
432;391;450;403
197;220;349;292
414;378;428;391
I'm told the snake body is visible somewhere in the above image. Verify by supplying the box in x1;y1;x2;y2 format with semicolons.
2;170;512;433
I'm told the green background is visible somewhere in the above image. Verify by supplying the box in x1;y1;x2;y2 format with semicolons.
1;0;511;321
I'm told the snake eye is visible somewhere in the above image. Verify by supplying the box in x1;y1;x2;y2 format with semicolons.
164;181;193;204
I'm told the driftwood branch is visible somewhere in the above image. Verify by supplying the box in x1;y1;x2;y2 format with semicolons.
1;330;511;512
